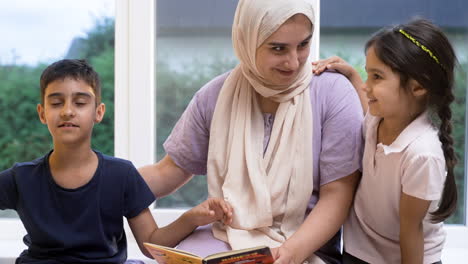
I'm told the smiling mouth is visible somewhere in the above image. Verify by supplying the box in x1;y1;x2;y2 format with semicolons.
276;69;295;76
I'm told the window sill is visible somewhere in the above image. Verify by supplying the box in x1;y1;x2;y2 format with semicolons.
0;210;466;263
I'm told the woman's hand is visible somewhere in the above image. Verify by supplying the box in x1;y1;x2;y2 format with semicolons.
312;56;356;80
184;197;233;227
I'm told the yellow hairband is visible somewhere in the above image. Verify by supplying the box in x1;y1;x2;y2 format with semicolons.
398;29;441;65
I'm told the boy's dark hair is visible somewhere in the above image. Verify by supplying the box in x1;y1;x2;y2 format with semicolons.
40;59;101;105
366;18;458;222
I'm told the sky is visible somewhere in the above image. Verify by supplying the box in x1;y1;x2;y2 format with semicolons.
0;0;114;66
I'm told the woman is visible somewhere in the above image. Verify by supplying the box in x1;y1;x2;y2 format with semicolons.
139;0;362;263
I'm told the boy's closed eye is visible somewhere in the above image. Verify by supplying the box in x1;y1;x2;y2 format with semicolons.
74;98;90;106
49;100;63;107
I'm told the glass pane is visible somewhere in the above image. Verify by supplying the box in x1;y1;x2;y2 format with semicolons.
155;1;238;208
320;1;467;224
0;0;115;218
155;0;468;223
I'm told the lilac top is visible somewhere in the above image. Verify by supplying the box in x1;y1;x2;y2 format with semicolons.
164;71;363;262
164;71;363;210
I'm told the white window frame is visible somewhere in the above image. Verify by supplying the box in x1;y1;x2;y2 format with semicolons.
0;0;467;262
114;0;155;168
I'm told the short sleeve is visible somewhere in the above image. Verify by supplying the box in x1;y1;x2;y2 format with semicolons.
319;74;364;184
402;155;446;201
163;93;210;175
123;165;155;218
0;167;18;210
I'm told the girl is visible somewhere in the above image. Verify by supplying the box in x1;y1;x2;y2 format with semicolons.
313;19;458;264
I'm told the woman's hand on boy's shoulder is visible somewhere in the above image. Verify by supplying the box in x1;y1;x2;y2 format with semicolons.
185;197;233;227
312;56;355;80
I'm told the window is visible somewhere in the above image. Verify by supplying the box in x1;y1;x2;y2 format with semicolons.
0;0;115;219
152;0;468;225
154;0;238;208
0;0;115;258
2;0;466;261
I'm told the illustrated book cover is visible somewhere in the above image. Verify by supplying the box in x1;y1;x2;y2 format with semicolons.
143;243;274;264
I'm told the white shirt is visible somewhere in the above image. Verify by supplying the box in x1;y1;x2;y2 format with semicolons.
344;111;446;264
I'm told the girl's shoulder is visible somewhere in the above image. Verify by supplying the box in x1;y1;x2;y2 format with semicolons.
400;117;445;167
406;126;444;159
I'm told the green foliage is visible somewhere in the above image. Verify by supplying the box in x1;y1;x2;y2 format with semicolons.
0;18;115;180
155;55;237;207
450;62;467;224
0;16;467;225
0;64;52;167
77;17;115;59
89;48;115;156
0;17;115;218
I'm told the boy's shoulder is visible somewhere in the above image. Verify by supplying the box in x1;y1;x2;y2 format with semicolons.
97;151;138;172
8;154;48;173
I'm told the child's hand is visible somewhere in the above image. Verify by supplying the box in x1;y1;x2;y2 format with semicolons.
271;245;298;264
312;56;355;79
185;197;233;227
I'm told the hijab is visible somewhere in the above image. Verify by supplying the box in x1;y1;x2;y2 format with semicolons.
207;0;315;249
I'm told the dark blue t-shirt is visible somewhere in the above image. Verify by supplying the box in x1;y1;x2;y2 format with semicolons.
0;150;155;263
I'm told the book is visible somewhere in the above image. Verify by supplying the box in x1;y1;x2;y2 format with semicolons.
143;243;274;264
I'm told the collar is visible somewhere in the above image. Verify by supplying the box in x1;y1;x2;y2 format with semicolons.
373;111;435;155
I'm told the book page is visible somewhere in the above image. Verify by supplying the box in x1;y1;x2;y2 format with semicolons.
144;243;203;264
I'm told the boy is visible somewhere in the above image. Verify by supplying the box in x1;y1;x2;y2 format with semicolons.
0;59;232;263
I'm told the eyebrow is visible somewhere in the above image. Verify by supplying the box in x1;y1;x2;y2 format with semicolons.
267;34;313;47
365;67;385;75
47;92;93;99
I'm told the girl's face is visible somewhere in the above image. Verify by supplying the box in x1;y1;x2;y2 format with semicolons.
364;46;418;120
255;14;312;87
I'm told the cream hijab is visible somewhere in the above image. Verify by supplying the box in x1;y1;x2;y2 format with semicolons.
207;0;315;249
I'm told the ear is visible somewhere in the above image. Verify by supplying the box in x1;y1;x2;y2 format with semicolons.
409;79;427;97
37;104;47;124
94;103;106;123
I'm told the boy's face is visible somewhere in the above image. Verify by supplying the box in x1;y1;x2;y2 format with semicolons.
37;78;105;147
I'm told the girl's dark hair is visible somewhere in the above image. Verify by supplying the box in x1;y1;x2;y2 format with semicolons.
365;18;458;222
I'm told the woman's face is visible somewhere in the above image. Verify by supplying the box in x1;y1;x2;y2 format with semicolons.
256;14;312;86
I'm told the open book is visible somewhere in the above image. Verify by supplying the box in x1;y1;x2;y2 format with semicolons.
143;243;274;264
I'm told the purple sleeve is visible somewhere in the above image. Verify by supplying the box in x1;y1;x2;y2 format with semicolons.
163;73;229;175
315;72;364;185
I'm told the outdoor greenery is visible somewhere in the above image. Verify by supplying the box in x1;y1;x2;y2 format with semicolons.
0;18;466;224
0;18;115;218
